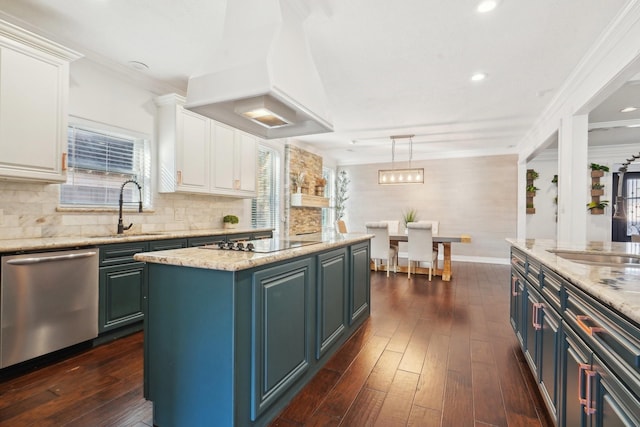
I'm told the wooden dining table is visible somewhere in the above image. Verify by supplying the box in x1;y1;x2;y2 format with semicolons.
374;233;471;281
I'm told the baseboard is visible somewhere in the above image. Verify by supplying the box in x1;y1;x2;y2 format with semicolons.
451;255;510;265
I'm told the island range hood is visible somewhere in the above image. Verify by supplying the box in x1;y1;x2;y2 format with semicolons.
185;0;333;140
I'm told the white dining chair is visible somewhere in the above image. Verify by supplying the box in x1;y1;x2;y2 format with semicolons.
419;220;440;267
365;222;397;277
407;222;438;280
380;220;400;234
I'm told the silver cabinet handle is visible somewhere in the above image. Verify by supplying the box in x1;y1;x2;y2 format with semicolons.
6;251;97;265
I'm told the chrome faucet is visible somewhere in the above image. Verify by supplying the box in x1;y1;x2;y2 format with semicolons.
117;179;143;234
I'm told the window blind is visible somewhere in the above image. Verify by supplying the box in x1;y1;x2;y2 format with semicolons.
60;124;151;208
252;144;280;233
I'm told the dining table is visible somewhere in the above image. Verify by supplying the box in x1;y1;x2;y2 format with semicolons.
381;233;472;281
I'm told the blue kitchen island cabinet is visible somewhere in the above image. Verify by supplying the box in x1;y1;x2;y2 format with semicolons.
135;233;371;427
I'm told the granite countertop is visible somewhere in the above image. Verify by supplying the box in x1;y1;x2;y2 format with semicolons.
508;238;640;325
0;228;272;253
133;232;372;272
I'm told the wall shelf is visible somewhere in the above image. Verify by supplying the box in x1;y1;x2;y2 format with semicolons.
291;193;329;208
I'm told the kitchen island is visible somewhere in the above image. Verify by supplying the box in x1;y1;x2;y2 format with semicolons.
134;232;372;427
507;239;640;427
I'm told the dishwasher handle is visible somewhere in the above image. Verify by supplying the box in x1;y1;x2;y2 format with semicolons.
6;251;97;265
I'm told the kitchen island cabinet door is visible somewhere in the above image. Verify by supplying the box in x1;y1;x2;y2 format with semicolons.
0;33;78;183
349;241;370;324
251;258;313;420
316;248;348;359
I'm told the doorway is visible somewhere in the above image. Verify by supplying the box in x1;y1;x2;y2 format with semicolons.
611;172;640;242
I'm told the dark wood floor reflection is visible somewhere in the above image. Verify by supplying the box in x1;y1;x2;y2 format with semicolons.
0;262;552;427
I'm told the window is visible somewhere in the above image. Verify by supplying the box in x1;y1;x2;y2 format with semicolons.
322;167;335;228
252;144;280;233
60;119;151;209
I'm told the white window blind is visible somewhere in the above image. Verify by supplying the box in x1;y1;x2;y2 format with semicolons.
252;144;280;233
60;121;151;208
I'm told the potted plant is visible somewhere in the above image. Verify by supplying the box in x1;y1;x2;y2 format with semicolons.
587;200;609;215
551;175;558;184
526;169;539;181
526;184;539;197
402;208;418;232
591;183;604;196
291;171;306;193
315;177;327;196
223;214;239;229
526;203;535;214
590;163;609;177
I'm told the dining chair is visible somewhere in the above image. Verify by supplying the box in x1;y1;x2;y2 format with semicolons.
407;222;438;280
365;222;397;277
336;220;348;233
380;220;400;234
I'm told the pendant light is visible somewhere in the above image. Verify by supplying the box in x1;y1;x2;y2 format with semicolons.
378;135;424;184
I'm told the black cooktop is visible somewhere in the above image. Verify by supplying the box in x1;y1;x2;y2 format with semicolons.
201;238;323;253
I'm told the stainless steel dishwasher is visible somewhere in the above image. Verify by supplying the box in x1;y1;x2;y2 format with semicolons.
1;248;99;368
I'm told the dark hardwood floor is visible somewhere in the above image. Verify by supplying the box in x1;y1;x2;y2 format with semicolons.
0;262;553;427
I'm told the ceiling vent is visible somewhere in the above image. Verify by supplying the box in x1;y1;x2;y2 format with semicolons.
184;0;333;139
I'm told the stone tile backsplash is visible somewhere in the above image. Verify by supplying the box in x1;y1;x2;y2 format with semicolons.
0;181;247;240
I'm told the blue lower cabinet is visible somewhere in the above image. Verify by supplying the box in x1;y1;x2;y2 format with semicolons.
98;262;147;333
251;258;313;420
316;248;348;359
349;241;370;324
592;355;640;427
561;323;592;427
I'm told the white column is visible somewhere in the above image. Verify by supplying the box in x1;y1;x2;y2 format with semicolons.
557;115;588;244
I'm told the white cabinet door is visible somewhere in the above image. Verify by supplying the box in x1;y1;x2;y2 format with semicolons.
0;36;77;182
212;122;236;192
236;132;257;193
176;109;210;193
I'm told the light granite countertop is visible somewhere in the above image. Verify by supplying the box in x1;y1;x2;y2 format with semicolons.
507;238;640;325
134;232;372;272
0;228;272;253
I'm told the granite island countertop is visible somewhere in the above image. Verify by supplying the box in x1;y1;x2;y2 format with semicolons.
0;227;272;253
134;232;372;271
508;238;640;325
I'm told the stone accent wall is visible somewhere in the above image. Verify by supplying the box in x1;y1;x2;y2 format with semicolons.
287;145;323;235
0;181;246;239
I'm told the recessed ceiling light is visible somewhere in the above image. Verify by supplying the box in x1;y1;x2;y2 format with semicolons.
471;72;487;82
620;106;638;113
477;1;498;13
128;61;149;71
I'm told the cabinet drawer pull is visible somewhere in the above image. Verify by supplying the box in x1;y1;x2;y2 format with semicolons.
61;152;67;171
577;363;596;415
511;276;518;296
177;170;182;185
576;315;604;336
532;302;543;330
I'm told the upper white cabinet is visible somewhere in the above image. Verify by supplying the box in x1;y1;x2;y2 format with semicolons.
0;20;81;182
156;94;257;198
211;121;257;197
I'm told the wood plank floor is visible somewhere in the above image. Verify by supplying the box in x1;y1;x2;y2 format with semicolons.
0;262;553;427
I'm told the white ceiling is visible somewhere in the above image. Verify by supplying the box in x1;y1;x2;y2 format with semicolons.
0;0;636;165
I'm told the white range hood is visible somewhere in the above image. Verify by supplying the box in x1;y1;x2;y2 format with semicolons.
185;0;333;140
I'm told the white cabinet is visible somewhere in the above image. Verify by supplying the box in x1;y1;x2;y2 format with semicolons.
211;122;257;197
0;21;81;182
156;94;257;198
156;94;210;194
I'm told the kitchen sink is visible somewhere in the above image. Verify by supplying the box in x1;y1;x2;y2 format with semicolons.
548;250;640;267
90;232;167;238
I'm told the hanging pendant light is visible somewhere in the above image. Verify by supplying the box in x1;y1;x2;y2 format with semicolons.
378;135;424;184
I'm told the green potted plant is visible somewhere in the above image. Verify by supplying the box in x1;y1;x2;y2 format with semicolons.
591;182;604;196
526;169;539;181
223;214;239;229
587;200;609;215
526;184;539;196
402;208;418;232
526;203;535;214
589;163;609;177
